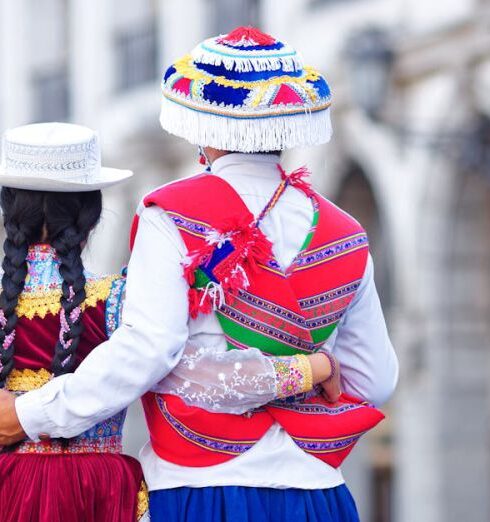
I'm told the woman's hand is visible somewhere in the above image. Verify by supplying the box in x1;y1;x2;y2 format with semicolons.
307;352;341;403
0;390;26;446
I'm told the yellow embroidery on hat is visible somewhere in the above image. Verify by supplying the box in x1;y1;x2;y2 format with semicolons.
6;368;52;392
15;275;118;320
172;55;321;90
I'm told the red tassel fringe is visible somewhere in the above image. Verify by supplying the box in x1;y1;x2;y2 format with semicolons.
219;26;276;46
278;165;314;197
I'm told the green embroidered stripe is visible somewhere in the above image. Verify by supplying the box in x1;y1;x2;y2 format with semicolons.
298;207;319;252
310;323;337;345
217;314;309;356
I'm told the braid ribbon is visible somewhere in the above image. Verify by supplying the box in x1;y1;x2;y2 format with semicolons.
0;309;16;352
58;286;82;368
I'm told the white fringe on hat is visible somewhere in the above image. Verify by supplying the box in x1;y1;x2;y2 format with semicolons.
159;96;333;152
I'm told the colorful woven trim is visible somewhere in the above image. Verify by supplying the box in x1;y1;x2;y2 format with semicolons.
16;275;118;320
160;26;332;151
293;233;368;273
6;367;52;392
272;354;313;399
5;367;126;455
270;398;372;415
12;434;123;455
9;404;125;455
136;481;149;521
105;276;126;337
291;431;365;455
156;395;258;456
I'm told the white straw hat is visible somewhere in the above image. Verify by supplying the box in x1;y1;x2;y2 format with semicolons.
0;122;133;192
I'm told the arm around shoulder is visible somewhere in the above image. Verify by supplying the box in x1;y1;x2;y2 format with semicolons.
16;206;190;440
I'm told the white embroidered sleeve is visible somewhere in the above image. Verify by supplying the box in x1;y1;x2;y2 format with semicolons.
152;343;313;414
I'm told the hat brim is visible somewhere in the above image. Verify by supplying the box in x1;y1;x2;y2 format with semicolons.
0;167;133;192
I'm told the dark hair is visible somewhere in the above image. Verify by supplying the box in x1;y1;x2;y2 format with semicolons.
0;188;102;387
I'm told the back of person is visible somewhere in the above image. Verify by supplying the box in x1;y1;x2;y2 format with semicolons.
0;123;146;522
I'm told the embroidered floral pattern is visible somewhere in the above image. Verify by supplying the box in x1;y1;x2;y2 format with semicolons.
11;245;118;319
13;434;124;455
0;246;128;456
13;411;126;455
157;343;277;414
272;354;312;399
105;277;126;337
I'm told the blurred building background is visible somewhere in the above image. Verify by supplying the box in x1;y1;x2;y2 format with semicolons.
1;0;490;521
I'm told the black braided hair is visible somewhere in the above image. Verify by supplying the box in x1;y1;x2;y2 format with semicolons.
45;191;102;375
0;189;45;387
0;188;102;386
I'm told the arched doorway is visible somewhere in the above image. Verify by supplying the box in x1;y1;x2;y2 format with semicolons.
438;164;490;521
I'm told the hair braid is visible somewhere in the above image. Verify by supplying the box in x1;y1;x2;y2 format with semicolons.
47;191;102;375
0;188;102;380
50;229;86;374
0;189;44;387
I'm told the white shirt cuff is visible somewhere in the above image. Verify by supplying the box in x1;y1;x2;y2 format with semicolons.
15;388;58;442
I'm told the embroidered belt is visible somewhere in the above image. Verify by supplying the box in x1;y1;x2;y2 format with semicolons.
5;368;125;455
10;435;123;455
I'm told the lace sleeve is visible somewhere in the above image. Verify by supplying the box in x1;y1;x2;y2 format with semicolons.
152;343;313;414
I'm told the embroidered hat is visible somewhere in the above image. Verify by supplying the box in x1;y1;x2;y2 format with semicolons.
160;26;332;152
0;122;133;192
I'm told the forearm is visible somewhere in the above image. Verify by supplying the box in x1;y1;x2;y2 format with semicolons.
156;344;331;414
15;207;190;440
16;323;187;439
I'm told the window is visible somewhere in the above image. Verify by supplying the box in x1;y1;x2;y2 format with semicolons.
115;23;159;91
32;67;70;122
212;0;260;33
29;0;70;121
310;0;361;8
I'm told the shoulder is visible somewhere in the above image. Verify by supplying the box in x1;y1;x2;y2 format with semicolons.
315;193;366;235
141;172;214;210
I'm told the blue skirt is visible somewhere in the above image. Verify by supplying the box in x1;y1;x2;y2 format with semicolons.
149;485;360;522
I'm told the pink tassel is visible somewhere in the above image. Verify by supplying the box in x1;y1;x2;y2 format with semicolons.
0;309;15;351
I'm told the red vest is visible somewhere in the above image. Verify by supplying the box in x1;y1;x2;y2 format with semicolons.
131;173;384;468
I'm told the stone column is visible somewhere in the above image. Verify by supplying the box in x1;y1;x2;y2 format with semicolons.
69;0;113;126
0;0;32;126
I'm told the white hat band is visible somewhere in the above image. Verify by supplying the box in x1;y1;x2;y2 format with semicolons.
0;122;133;192
2;135;101;183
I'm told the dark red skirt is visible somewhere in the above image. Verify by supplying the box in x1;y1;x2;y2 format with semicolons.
0;453;144;522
